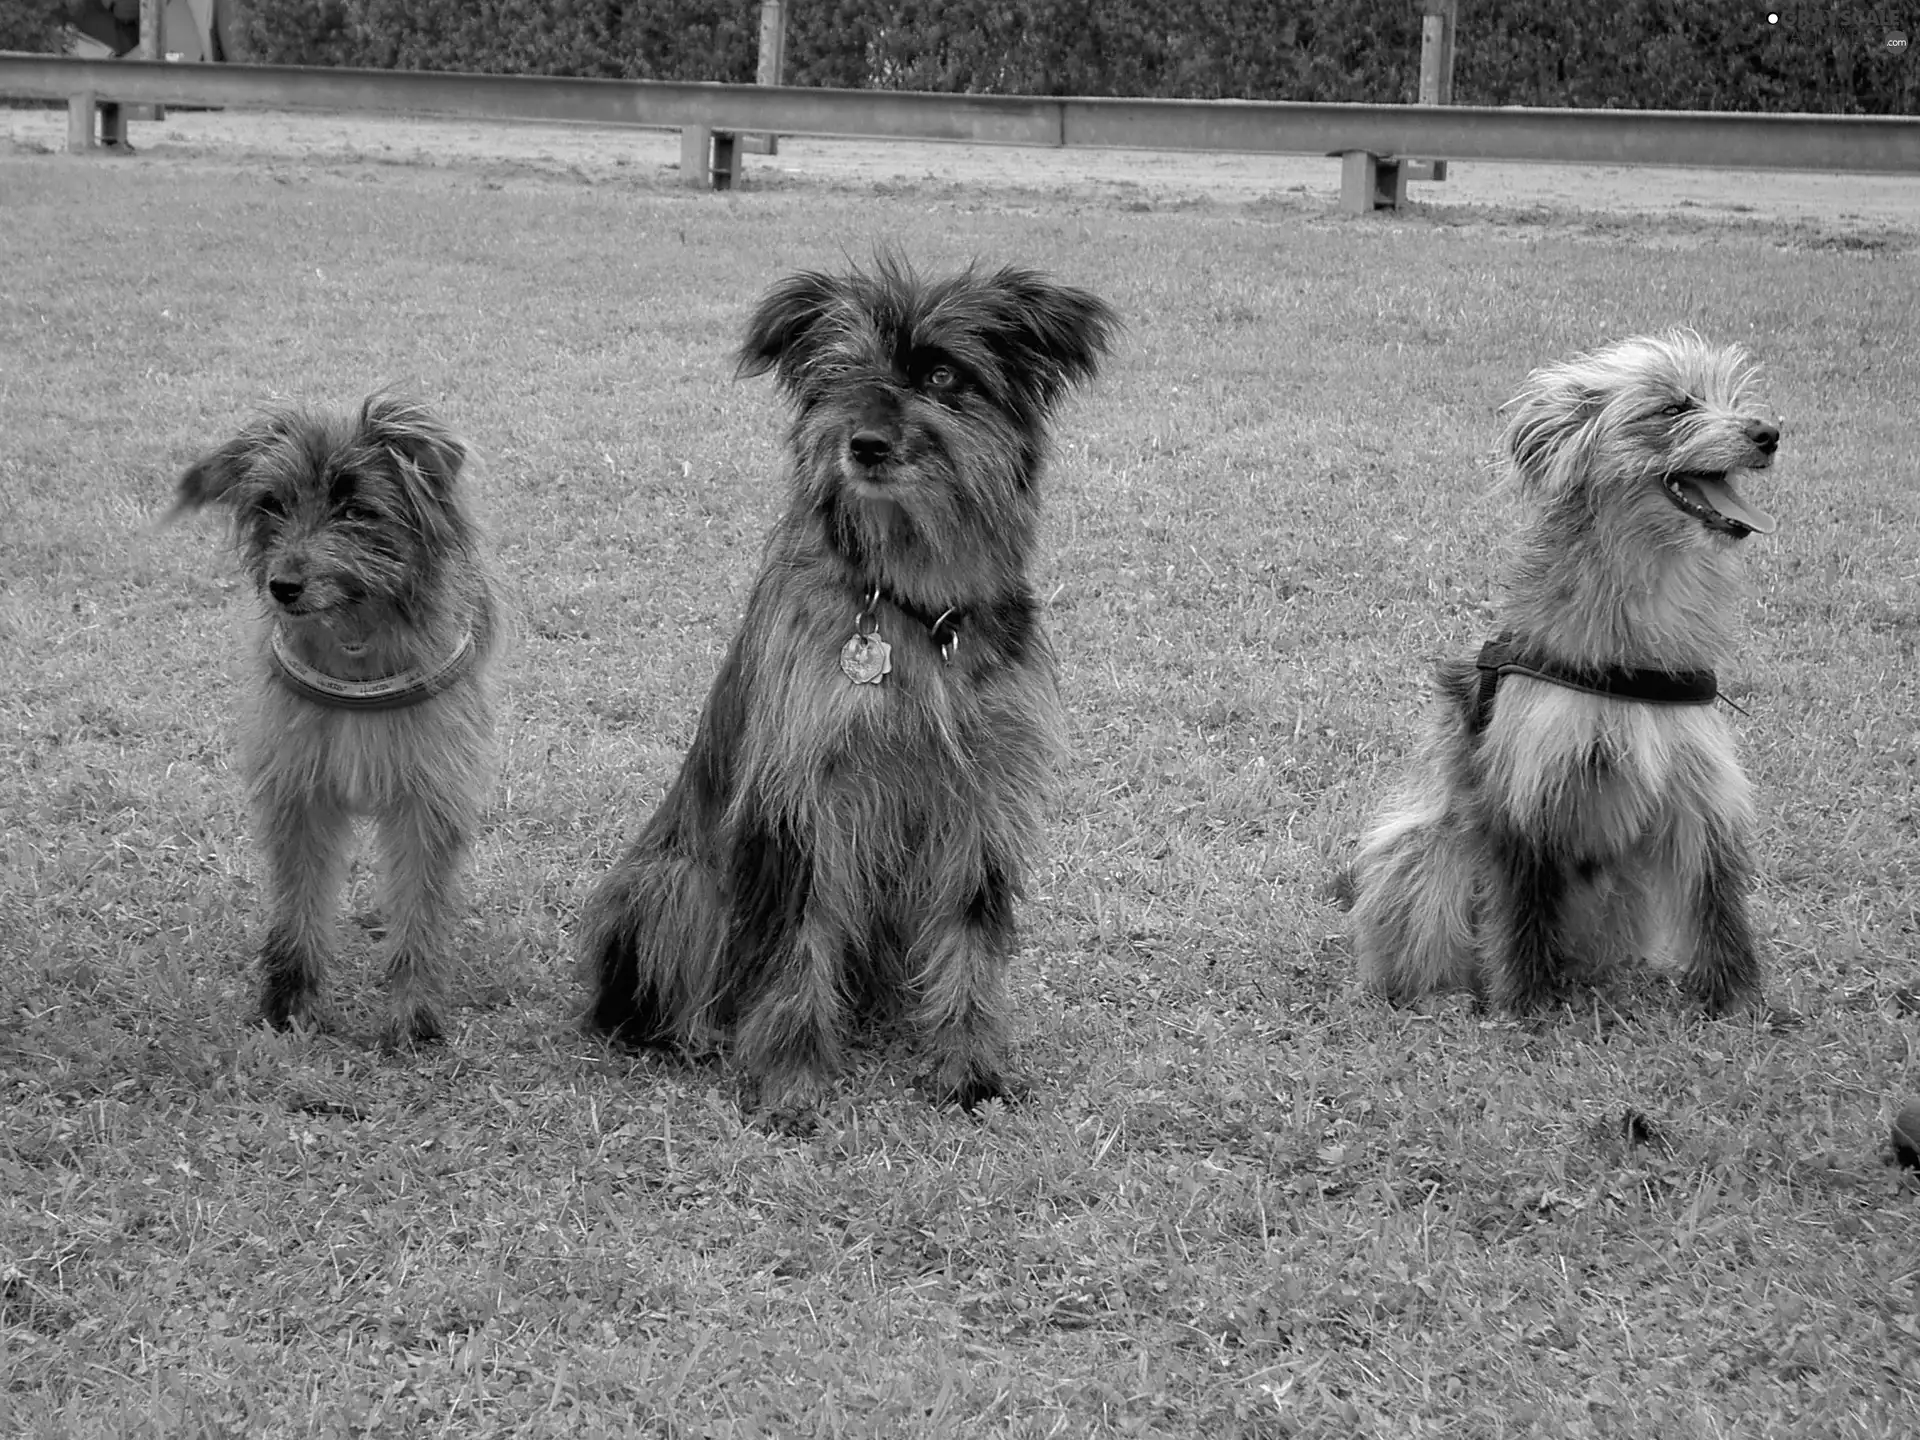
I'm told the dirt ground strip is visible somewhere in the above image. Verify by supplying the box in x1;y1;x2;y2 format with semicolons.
8;104;1920;233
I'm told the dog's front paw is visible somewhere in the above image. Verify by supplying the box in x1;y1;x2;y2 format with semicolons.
259;998;330;1035
918;1061;1028;1113
761;1103;821;1137
1488;972;1565;1017
259;978;328;1034
749;1073;831;1136
379;1002;446;1050
259;932;329;1032
1686;969;1766;1021
1695;988;1786;1029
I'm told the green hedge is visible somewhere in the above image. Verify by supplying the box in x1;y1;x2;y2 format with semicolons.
778;2;1427;101
111;1;1920;114
0;0;68;53
1457;4;1916;112
229;0;757;79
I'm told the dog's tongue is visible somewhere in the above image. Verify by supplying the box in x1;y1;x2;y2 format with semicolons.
1683;475;1777;536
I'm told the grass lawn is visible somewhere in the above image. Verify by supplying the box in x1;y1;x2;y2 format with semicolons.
2;131;1917;1438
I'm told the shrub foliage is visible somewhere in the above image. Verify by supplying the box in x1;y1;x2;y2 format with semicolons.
106;1;1920;113
0;0;68;53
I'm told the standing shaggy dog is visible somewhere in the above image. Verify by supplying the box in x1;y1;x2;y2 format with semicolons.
1352;332;1780;1015
170;392;499;1045
579;258;1116;1122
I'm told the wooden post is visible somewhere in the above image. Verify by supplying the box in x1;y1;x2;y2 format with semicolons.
1420;0;1458;107
127;0;165;127
1405;0;1457;183
741;0;787;155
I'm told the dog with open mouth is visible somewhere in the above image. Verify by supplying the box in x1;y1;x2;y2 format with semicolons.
1351;331;1781;1015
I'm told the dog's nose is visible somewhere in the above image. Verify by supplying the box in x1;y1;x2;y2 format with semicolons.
268;578;305;606
849;430;892;469
1746;421;1780;455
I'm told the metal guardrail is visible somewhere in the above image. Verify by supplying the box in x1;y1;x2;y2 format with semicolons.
21;57;1073;144
4;55;1918;205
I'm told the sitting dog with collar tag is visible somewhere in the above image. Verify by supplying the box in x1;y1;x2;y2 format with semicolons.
1351;332;1781;1016
579;256;1117;1125
169;391;499;1046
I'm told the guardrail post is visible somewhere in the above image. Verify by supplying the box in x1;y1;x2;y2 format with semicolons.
679;125;711;185
66;89;95;151
1339;150;1405;215
679;126;739;189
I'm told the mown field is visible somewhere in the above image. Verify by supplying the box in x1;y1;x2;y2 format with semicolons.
2;130;1917;1438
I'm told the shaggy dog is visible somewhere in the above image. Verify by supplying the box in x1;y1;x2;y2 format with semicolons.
578;257;1117;1123
170;392;499;1045
1352;332;1780;1015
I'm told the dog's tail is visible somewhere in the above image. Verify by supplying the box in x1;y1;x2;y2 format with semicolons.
1351;795;1484;1003
1350;662;1485;1003
577;837;728;1051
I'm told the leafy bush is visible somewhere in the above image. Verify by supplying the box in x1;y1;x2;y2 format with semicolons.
229;0;361;68
1453;3;1918;114
0;0;70;53
611;0;756;81
223;0;1920;113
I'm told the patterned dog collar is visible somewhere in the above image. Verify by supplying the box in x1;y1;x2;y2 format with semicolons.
269;626;476;711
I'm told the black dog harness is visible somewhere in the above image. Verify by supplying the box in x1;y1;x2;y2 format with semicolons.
1468;631;1718;737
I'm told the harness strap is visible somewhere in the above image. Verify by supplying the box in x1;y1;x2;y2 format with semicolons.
1469;632;1718;737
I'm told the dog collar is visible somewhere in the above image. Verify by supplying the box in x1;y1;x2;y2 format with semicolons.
840;583;963;685
269;626;477;711
1469;632;1717;735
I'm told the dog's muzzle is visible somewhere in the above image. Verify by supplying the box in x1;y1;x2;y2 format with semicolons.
1661;466;1776;538
1661;420;1779;538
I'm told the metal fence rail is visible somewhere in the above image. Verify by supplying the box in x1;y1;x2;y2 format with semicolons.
5;55;1918;202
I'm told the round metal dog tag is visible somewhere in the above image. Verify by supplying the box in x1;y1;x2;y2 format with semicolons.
840;631;892;685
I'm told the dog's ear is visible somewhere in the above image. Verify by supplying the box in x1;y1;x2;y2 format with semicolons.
1501;370;1606;498
979;268;1120;411
358;391;468;496
735;270;844;388
164;423;277;525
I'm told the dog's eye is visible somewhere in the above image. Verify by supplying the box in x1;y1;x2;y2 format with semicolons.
254;494;285;519
338;500;377;523
1660;400;1694;418
922;364;959;392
